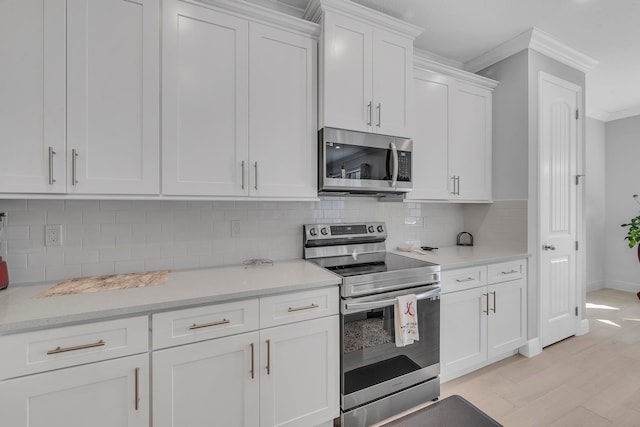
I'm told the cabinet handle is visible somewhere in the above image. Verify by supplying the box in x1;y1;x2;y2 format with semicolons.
250;343;255;379
491;291;497;313
48;147;56;185
456;176;460;195
189;318;230;330
254;161;258;191
288;303;319;312
46;339;105;355
450;176;456;195
134;367;140;411
501;270;518;275
241;160;245;190
455;277;475;283
71;149;79;186
376;103;381;127
483;293;489;315
266;339;271;375
367;102;372;126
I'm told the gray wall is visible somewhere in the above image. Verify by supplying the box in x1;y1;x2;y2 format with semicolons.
605;115;640;292
478;50;529;200
585;117;606;291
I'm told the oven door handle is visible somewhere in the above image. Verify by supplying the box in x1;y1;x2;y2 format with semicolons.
344;289;440;311
390;142;398;188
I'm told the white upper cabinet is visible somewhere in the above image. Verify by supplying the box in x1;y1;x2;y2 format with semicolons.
307;0;422;138
66;0;160;194
162;0;249;197
0;0;159;196
449;81;493;201
0;0;66;194
408;57;497;202
163;0;318;198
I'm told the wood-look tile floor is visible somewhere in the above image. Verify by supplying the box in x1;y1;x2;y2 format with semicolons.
377;289;640;427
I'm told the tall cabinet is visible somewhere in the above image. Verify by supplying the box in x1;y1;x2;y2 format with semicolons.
305;0;422;138
0;0;160;195
408;56;497;202
162;0;318;198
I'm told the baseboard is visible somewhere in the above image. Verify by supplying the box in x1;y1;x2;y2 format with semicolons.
587;280;605;292
605;280;640;293
518;338;542;358
577;319;590;336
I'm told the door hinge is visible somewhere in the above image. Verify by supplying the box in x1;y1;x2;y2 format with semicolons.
575;241;579;251
575;306;579;316
575;174;584;185
575;109;579;120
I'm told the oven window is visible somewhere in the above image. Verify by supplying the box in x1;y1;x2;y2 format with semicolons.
325;142;411;182
342;297;439;395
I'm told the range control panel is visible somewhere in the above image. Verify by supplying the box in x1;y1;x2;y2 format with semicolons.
303;222;387;242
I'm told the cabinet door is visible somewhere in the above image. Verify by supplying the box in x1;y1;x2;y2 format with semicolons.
248;23;317;198
0;0;66;194
487;279;526;358
260;316;339;427
153;332;259;427
449;81;492;201
0;354;148;427
162;0;249;196
440;287;487;377
321;12;372;132
372;28;412;137
406;69;451;201
67;0;159;194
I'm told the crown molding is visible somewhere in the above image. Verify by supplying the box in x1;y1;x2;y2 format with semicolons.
413;47;464;70
607;105;640;122
585;107;609;122
189;0;320;36
465;27;599;74
304;0;423;39
414;49;498;90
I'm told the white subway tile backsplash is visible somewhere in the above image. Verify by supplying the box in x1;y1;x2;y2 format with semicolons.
0;198;525;286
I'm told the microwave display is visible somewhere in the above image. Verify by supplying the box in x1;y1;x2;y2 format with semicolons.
325;142;411;182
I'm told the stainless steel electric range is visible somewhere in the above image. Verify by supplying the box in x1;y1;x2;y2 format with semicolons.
303;222;441;427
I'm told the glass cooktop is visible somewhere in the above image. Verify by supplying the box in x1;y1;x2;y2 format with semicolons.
321;252;438;278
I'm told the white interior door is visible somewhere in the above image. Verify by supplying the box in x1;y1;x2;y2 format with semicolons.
539;71;580;348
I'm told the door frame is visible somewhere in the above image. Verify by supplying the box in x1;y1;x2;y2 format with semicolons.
536;71;587;350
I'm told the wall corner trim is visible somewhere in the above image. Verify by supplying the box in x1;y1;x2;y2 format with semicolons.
518;337;542;358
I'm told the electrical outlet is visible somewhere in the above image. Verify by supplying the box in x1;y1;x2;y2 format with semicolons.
231;220;241;238
45;224;63;246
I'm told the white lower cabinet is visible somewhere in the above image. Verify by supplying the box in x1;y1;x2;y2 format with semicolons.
153;332;260;427
440;260;527;380
0;354;149;427
152;287;340;427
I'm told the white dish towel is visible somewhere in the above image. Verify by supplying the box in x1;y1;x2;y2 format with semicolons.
394;294;419;347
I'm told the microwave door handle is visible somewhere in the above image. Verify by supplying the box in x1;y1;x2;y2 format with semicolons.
390;142;398;187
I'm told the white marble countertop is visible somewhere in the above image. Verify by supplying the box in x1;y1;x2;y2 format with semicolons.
0;260;341;334
390;246;530;270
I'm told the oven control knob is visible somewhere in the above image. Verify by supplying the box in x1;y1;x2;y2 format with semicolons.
368;226;374;233
377;225;384;233
309;227;317;237
320;227;329;236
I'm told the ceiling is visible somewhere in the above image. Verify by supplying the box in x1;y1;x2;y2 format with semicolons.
258;0;640;122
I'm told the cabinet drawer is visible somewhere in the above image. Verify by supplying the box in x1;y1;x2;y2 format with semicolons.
440;266;487;294
488;259;527;284
260;287;339;328
0;316;148;380
152;299;259;349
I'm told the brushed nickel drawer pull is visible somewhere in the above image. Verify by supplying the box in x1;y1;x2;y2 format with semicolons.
189;319;230;330
483;293;489;315
48;146;56;185
47;339;105;355
455;277;476;283
287;303;319;312
250;343;255;379
501;269;519;275
491;291;497;313
134;367;140;411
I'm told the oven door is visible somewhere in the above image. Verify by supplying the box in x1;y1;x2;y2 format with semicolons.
341;284;440;411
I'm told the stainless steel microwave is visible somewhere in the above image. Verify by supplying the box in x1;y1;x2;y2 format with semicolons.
318;127;413;196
